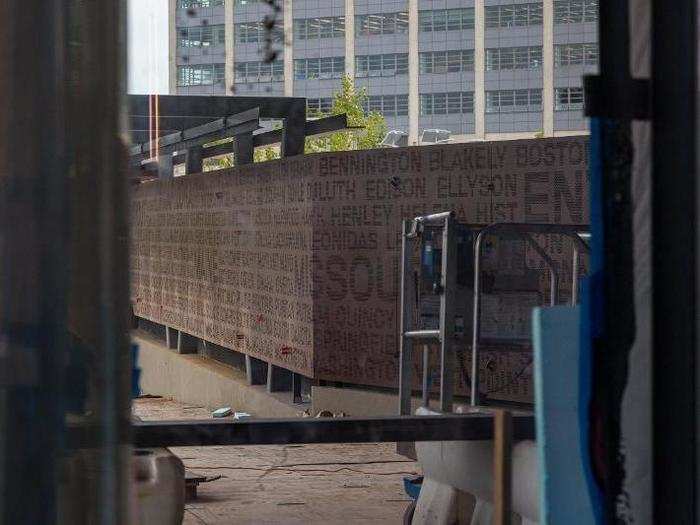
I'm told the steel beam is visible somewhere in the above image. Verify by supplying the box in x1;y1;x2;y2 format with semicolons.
127;95;307;157
127;414;535;449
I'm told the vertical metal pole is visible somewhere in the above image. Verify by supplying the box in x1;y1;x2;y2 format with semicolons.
398;220;414;416
439;216;457;412
471;232;484;407
422;345;430;408
571;244;580;306
549;269;558;307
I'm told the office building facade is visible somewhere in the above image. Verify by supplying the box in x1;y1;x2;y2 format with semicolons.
170;0;597;142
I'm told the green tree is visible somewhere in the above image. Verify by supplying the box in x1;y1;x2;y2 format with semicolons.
204;76;388;167
305;75;387;154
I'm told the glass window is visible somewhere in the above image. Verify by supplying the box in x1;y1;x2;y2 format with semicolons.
397;95;409;116
485;3;543;28
179;0;224;7
554;43;598;66
368;55;382;76
554;87;584;110
486;89;542;112
420;92;474;115
235;21;283;43
294;60;305;80
418;8;475;31
485;46;542;70
419;11;432;31
433;93;447;115
396;12;409;33
420;50;474;73
433;10;446;31
396;54;409;75
419;53;433;73
356;56;368;77
291;16;346;39
554;0;598;24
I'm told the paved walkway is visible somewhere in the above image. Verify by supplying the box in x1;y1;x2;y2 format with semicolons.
134;397;419;524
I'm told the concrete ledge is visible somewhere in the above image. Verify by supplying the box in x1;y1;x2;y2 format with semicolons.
311;385;444;417
134;332;301;418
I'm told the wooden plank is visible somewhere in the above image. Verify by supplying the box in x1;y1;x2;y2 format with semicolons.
493;409;512;525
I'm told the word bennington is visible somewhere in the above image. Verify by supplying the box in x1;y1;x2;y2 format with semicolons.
131;138;589;403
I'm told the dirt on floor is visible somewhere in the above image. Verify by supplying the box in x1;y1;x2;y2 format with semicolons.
134;397;420;524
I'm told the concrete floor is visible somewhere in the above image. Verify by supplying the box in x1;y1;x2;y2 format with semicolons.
134;397;420;524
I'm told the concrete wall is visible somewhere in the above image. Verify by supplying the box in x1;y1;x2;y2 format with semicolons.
136;333;301;417
131;138;589;404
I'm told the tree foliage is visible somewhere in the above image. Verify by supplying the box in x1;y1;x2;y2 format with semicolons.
252;75;388;161
304;75;387;154
203;76;388;167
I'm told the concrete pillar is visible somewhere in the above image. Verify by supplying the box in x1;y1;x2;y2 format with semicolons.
225;0;235;94
165;326;178;350
283;0;294;96
185;145;203;174
267;363;292;392
408;0;420;144
157;153;173;180
344;0;355;79
292;373;303;404
245;355;267;385
176;332;198;354
542;0;555;137
474;0;486;140
169;0;177;94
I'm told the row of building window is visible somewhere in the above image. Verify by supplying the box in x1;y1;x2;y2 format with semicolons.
307;98;333;114
178;0;223;7
554;43;598;66
294;9;474;40
486;46;542;71
420;92;474;115
294;17;345;40
363;94;409;116
235;21;284;43
356;53;409;77
294;57;345;80
485;3;543;28
177;64;225;86
554;0;598;24
420;50;474;74
418;8;474;32
355;12;409;36
182;49;593;87
177;25;225;48
285;5;596;43
554;87;584;110
234;60;284;83
486;89;542;113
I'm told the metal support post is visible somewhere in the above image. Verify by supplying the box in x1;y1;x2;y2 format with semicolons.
398;219;415;416
292;373;303;404
157;153;173;180
233;132;254;166
571;244;580;305
439;215;457;412
422;346;430;408
185;145;203;175
245;355;267;385
267;363;292;393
